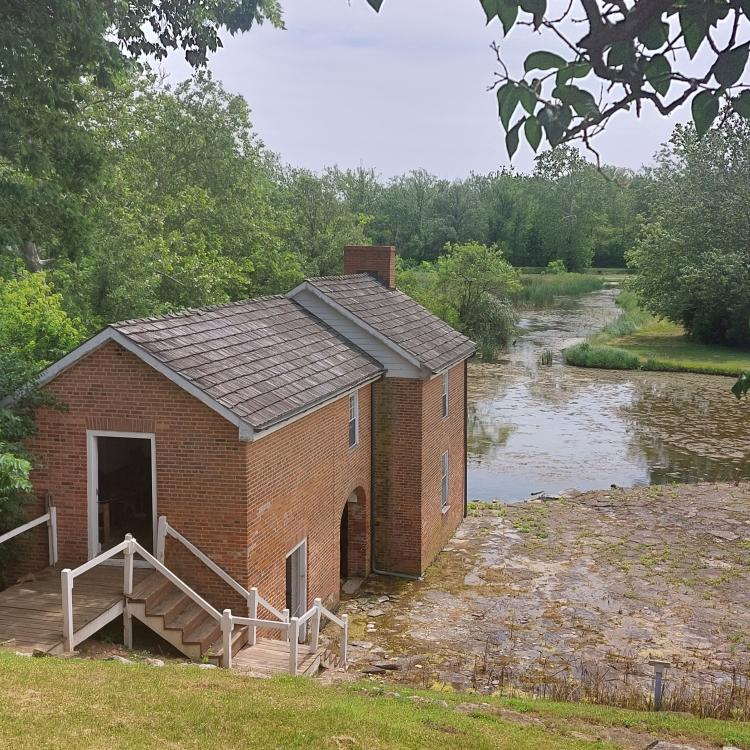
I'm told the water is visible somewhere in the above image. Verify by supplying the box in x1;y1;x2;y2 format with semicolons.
468;288;750;501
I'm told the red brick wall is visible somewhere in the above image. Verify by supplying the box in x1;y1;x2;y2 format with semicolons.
372;377;424;575
25;340;249;610
244;385;372;613
419;361;466;570
343;246;396;289
372;363;466;577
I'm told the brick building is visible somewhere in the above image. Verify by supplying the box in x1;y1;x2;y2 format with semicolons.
20;245;475;618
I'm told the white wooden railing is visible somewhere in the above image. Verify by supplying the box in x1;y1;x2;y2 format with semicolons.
60;522;349;674
155;516;288;627
0;506;57;566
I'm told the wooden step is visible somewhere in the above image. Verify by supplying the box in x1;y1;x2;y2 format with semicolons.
164;599;204;632
183;613;221;650
128;572;168;602
207;624;249;660
146;587;186;618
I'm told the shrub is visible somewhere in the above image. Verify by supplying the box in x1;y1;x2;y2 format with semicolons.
564;342;641;370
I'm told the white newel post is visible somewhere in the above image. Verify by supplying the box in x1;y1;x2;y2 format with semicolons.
123;534;135;596
247;588;258;646
282;608;290;642
288;617;300;675
156;516;168;563
311;598;322;651
340;614;348;665
61;568;74;652
47;506;58;566
221;609;233;669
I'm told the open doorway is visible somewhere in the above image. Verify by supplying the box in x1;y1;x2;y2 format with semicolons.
285;539;307;642
88;432;155;558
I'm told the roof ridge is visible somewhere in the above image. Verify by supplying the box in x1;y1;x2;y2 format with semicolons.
111;294;290;328
306;273;385;284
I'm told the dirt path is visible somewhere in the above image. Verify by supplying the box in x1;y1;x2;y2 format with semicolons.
338;482;750;711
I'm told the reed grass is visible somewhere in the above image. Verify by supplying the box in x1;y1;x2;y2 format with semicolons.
512;274;605;307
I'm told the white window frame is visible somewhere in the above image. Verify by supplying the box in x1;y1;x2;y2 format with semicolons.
348;390;359;448
441;450;449;511
441;371;449;419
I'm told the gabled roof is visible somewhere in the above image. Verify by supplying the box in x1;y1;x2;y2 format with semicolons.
111;296;383;432
298;274;476;373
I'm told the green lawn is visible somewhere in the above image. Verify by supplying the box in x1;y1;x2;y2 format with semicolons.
609;318;750;376
0;653;749;749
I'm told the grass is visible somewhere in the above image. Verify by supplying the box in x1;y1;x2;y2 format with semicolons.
565;290;750;377
512;273;605;307
1;653;749;749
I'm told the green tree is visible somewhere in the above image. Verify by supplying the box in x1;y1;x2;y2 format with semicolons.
54;74;301;324
1;0;283;272
627;117;750;347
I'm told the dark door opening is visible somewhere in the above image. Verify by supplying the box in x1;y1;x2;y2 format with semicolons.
339;504;348;579
97;436;153;553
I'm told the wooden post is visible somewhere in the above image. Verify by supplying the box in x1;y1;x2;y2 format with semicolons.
155;516;168;563
123;534;135;596
340;614;348;665
48;506;58;566
61;568;74;653
247;588;258;646
288;617;299;676
221;609;233;669
123;604;133;649
311;598;322;651
282;608;290;642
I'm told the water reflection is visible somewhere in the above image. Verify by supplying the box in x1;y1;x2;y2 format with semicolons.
468;289;750;501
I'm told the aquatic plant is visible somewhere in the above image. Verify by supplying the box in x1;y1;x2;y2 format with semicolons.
512;273;605;308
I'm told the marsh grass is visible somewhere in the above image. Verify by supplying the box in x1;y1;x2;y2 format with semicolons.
512;274;605;308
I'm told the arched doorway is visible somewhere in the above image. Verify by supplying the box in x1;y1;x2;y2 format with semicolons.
339;504;349;580
340;487;367;585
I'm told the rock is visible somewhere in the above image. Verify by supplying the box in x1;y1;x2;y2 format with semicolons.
367;609;386;617
362;665;386;674
371;647;386;656
377;595;390;603
107;655;134;665
350;640;374;650
197;663;217;669
455;702;486;714
645;743;697;750
384;691;401;698
710;529;739;541
145;658;165;667
371;661;399;670
342;577;364;595
14;651;31;658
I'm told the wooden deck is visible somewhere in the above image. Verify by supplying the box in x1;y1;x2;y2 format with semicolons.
0;565;149;654
232;637;321;677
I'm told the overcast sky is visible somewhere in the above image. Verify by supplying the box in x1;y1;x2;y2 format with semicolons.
165;0;689;178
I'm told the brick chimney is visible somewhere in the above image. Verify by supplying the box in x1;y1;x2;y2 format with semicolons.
343;245;396;289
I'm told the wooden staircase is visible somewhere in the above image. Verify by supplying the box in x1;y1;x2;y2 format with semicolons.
127;572;248;665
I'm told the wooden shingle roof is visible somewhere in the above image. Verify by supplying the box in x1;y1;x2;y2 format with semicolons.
304;274;476;373
113;296;383;431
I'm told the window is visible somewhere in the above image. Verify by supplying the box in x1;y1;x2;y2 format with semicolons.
441;372;449;418
441;451;449;510
348;390;359;447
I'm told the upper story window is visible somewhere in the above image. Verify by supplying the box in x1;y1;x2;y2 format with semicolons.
441;371;449;418
348;390;359;448
441;451;449;510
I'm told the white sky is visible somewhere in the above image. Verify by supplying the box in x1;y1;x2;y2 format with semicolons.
164;0;690;177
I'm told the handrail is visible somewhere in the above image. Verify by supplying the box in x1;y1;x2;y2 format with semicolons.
67;539;129;579
156;515;287;621
131;540;221;622
319;605;346;629
0;507;58;566
60;534;223;655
